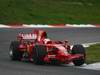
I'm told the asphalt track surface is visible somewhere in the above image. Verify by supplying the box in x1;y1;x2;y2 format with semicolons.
0;28;100;75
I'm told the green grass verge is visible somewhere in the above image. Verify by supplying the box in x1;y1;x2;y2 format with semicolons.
86;44;100;64
0;0;100;24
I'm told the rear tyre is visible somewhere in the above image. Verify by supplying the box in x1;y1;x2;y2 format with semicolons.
32;45;47;65
72;44;86;66
9;41;22;60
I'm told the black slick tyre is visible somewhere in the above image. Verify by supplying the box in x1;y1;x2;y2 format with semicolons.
9;41;22;60
72;44;86;66
32;45;47;65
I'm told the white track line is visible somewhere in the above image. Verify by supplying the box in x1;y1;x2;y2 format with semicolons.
0;24;100;28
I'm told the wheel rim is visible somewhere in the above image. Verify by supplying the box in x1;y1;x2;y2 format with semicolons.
9;48;13;57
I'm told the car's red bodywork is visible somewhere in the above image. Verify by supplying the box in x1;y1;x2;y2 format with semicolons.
9;29;85;66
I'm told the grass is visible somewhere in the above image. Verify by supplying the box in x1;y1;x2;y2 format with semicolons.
86;44;100;64
0;0;100;24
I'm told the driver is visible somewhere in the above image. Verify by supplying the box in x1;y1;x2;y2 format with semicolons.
63;40;70;53
43;38;51;44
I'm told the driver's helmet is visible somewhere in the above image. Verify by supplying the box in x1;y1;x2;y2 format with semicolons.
44;38;51;44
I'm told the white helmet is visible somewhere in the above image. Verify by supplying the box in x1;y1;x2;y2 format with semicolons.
44;38;51;44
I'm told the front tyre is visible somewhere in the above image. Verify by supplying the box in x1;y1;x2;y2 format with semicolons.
72;44;86;66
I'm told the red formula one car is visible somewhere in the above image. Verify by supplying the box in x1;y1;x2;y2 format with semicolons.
9;29;86;66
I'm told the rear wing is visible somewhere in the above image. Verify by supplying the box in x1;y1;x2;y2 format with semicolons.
17;33;37;40
17;30;48;41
